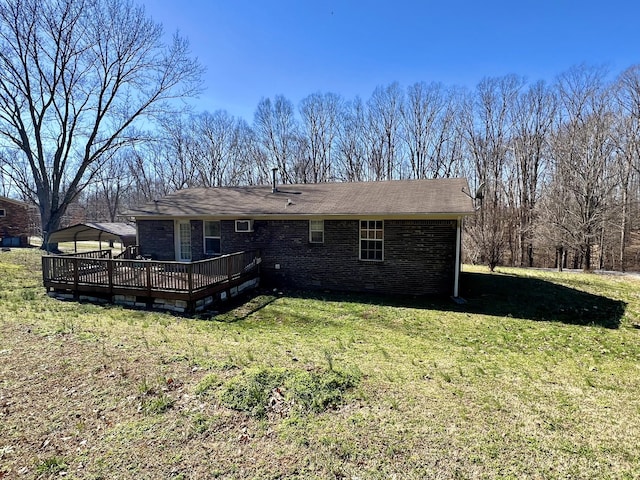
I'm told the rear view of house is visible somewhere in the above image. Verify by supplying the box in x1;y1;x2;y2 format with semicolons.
126;178;475;297
0;196;32;247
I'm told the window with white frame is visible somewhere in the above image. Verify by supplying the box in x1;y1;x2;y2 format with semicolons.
0;209;5;217
309;219;324;243
204;220;221;255
360;220;383;261
235;219;254;232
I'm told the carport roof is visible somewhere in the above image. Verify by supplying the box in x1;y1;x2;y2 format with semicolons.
48;222;136;246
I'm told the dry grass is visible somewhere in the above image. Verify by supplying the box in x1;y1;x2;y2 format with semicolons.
1;249;640;479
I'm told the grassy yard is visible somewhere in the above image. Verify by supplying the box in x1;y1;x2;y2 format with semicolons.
1;249;639;479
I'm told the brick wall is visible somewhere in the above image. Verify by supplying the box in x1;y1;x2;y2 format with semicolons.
0;198;31;246
221;218;457;296
137;219;207;261
191;220;205;260
137;219;175;260
136;217;458;295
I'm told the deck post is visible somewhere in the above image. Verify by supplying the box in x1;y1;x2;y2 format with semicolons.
227;254;233;282
107;260;114;294
146;262;152;297
187;263;194;298
73;258;79;291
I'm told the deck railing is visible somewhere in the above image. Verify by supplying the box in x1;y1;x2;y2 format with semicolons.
58;249;113;259
114;245;140;260
42;250;261;299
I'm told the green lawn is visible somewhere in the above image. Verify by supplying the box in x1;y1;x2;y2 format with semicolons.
1;249;639;479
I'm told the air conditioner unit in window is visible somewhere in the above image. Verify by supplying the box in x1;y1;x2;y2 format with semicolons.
235;219;254;232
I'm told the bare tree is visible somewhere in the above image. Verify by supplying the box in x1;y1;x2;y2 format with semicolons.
510;80;556;266
0;0;202;247
336;97;368;182
253;95;300;184
401;82;465;179
0;150;17;196
299;92;342;183
156;110;266;188
462;75;524;270
230;118;271;185
125;144;170;204
429;88;466;179
546;65;616;271
157;114;200;190
92;150;134;222
366;83;404;180
536;180;571;270
612;65;640;270
191;110;236;187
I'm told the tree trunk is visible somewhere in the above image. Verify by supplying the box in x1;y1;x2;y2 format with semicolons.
39;203;65;253
557;245;563;272
620;188;628;272
584;243;591;272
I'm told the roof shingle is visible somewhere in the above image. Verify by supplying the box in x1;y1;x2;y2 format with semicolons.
125;178;475;218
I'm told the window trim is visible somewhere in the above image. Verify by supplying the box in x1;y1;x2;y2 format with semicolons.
359;219;384;262
175;220;192;262
0;208;5;217
309;219;324;244
235;219;254;233
203;220;221;256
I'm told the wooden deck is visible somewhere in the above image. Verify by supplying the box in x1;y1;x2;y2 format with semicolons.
42;250;261;312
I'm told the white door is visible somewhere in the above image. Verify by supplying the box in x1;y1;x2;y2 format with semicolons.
176;221;192;261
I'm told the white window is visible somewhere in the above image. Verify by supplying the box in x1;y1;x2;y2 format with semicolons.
309;219;324;243
235;219;254;232
360;220;383;261
0;209;5;217
204;221;221;255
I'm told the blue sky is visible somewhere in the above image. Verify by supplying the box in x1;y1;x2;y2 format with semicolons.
142;0;639;121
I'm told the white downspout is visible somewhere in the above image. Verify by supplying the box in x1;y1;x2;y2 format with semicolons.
454;216;461;297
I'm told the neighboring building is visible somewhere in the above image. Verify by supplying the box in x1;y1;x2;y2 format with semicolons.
125;178;475;297
0;196;32;247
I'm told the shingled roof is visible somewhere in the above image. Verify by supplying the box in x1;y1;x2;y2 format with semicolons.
0;195;30;207
125;178;475;218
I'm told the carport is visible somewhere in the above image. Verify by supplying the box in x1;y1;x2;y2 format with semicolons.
47;222;136;252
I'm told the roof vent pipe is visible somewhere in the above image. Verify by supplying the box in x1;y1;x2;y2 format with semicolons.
272;167;279;193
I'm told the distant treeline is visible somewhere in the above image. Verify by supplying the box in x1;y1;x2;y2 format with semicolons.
7;62;640;271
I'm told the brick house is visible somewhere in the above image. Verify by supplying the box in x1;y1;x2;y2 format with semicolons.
125;178;475;297
0;196;32;247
